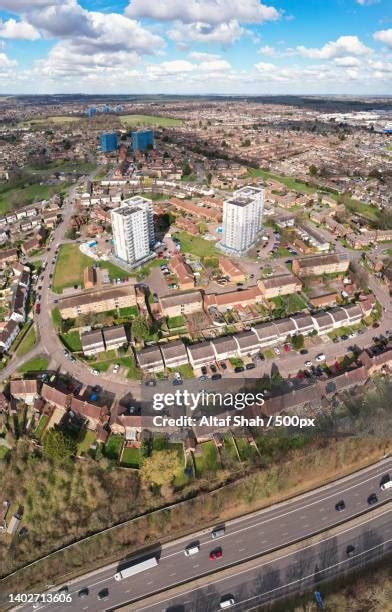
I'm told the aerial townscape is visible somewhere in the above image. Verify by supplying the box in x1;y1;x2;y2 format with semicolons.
0;1;391;611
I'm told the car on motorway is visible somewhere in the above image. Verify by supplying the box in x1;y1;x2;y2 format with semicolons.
211;526;225;539
346;545;356;558
380;478;392;491
97;588;109;601
304;360;312;367
184;544;200;556
220;597;236;609
335;500;346;512
315;353;326;362
58;586;68;594
245;362;256;370
209;547;223;560
78;588;89;598
367;493;378;505
112;363;120;374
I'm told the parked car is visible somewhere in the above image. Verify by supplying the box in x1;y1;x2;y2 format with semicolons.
97;588;109;601
211;373;222;381
299;349;308;355
234;366;244;373
273;347;280;355
304;361;312;367
210;364;217;373
145;380;156;387
112;364;120;374
315;353;326;362
78;588;89;598
220;361;227;370
199;375;208;381
245;362;256;370
201;366;208;375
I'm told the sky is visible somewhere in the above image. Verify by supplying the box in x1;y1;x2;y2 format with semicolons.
0;0;391;95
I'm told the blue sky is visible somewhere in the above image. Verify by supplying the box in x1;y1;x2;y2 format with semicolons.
0;0;391;94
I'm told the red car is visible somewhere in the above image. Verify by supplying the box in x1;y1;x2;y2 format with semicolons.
209;548;223;560
35;303;41;314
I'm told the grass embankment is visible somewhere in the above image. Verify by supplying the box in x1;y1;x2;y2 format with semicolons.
120;114;183;127
15;325;37;357
0;183;67;215
17;356;49;374
20;116;82;127
1;435;388;595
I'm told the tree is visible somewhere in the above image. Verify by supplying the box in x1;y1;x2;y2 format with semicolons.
43;429;77;461
182;161;192;176
140;450;182;486
308;164;318;176
132;316;149;341
291;334;304;350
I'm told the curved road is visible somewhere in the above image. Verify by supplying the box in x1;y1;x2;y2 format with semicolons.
15;457;391;612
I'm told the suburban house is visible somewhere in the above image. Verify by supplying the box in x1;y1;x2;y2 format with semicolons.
70;397;109;431
103;325;127;350
218;257;246;283
251;321;279;346
159;290;203;318
342;303;363;325
0;320;19;351
81;329;105;356
10;379;39;405
211;336;239;360
258;274;302;299
311;311;335;334
204;286;263;313
137;345;165;372
41;384;71;410
110;414;143;438
274;318;298;339
233;330;261;356
169;255;195;290
187;341;216;368
160;339;189;368
290;313;315;335
329;307;350;329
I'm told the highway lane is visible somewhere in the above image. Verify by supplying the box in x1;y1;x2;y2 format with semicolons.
136;506;392;612
17;457;391;612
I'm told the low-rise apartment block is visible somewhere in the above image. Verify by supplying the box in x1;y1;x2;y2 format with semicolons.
292;254;350;278
258;273;302;299
59;286;137;319
159;290;203;318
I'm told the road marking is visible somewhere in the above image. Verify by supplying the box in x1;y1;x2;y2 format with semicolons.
239;548;246;552
193;564;200;568
136;508;392;611
169;572;176;577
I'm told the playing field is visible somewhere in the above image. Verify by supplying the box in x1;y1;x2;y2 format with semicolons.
120;114;183;127
20;116;82;126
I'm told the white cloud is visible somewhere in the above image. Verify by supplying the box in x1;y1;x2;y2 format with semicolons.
0;18;40;40
0;51;17;67
356;0;380;5
297;35;371;59
374;29;392;48
258;45;276;56
169;20;244;45
0;0;53;9
188;51;221;61
334;56;361;67
126;0;280;25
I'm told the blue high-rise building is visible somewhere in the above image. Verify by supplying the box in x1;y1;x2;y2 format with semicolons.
86;107;97;117
100;132;118;153
131;129;154;151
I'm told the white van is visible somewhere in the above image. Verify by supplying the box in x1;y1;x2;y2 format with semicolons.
184;544;200;556
220;598;235;609
380;479;392;491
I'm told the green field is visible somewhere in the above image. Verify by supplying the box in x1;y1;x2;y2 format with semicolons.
104;435;123;460
0;182;67;215
25;160;96;177
173;232;218;259
77;430;96;455
20;116;83;127
247;168;317;194
120;114;183;127
52;244;130;293
18;356;49;374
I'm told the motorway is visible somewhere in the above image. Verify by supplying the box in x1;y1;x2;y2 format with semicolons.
17;457;391;612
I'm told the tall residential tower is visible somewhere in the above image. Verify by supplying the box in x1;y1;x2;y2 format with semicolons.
220;186;264;255
111;196;155;267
